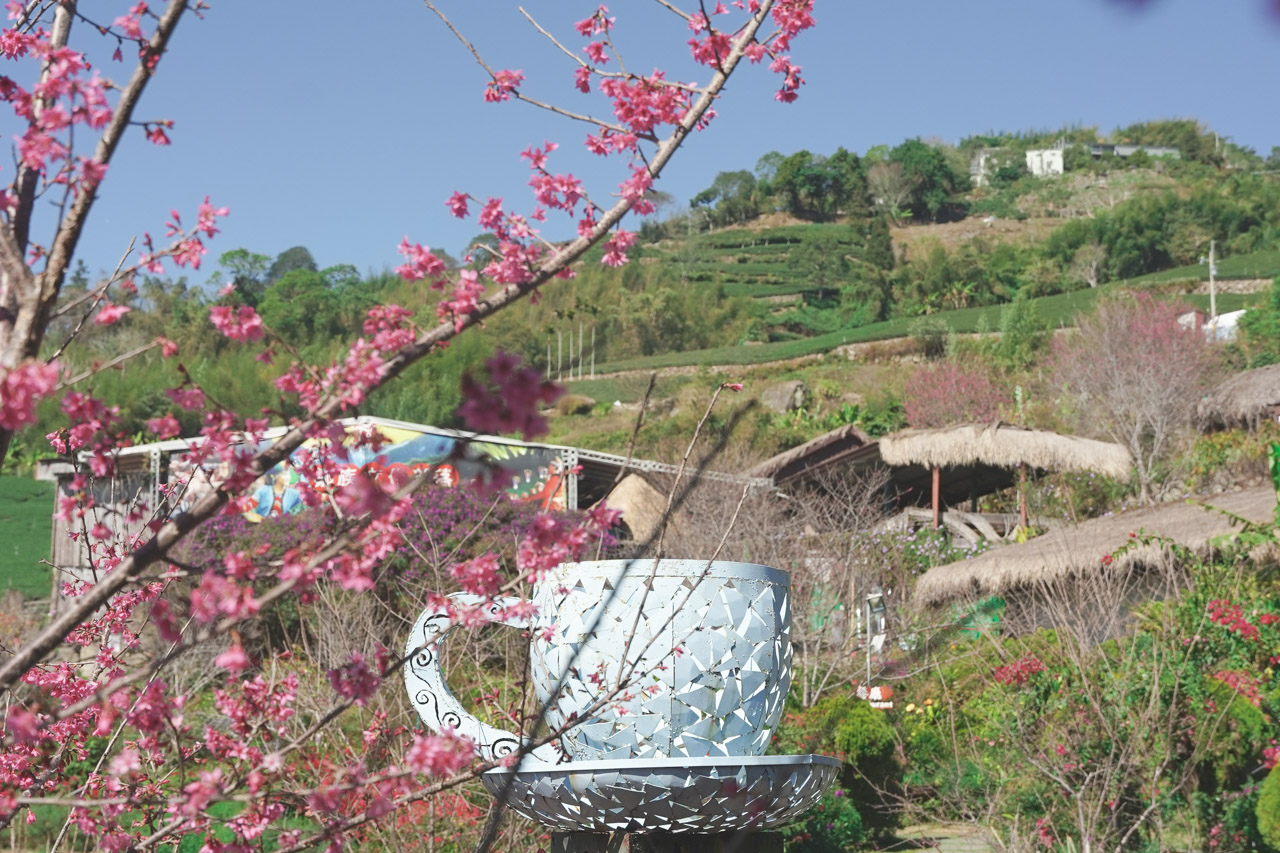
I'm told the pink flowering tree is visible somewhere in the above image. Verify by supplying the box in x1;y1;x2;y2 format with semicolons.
0;1;816;850
1049;292;1219;504
903;360;1010;429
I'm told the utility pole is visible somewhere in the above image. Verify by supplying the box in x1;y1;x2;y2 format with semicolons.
1209;239;1218;321
578;321;584;381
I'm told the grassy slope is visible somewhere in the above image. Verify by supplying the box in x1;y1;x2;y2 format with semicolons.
0;475;52;598
1125;249;1280;286
595;289;1249;374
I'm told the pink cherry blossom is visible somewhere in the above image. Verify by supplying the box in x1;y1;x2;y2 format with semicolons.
478;197;504;229
327;652;381;706
404;731;475;777
483;68;524;102
584;41;609;65
457;350;562;439
395;237;448;283
165;386;206;410
0;359;59;431
446;190;469;218
196;195;230;237
209;304;265;341
601;228;637;267
215;642;252;673
146;413;181;438
94;301;131;325
450;553;503;596
337;471;392;518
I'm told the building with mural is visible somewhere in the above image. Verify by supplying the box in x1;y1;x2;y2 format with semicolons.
48;417;764;599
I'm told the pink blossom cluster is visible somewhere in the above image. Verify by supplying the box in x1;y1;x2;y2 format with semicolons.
904;361;1009;428
450;553;504;596
0;35;112;207
209;304;265;341
516;502;622;582
137;197;230;276
327;652;381;707
483;68;524;103
393;0;815;345
0;359;58;431
404;730;475;777
456;350;562;440
274;336;389;413
55;391;121;476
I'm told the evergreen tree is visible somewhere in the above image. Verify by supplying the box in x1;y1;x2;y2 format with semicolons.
863;216;895;271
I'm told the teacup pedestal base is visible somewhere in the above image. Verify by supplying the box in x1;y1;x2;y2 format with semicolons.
481;754;838;835
550;830;783;852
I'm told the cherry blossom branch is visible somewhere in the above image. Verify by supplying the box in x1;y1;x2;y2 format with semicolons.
516;6;583;66
3;0;189;371
9;0;73;256
38;0;187;284
0;0;778;696
45;240;135;361
423;1;640;138
650;0;695;24
57;339;162;388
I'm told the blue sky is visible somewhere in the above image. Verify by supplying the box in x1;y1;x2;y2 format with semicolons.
50;0;1280;283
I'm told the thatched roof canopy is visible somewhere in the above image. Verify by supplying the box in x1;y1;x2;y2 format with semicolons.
913;486;1277;605
879;422;1132;480
744;423;1020;509
1197;363;1280;430
745;424;876;485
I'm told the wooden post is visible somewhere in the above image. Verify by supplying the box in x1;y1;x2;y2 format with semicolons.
1019;463;1028;531
931;465;941;530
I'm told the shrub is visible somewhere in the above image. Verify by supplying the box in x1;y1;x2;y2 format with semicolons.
908;316;950;359
995;290;1048;372
781;788;865;853
554;394;596;416
772;693;902;839
1258;765;1280;851
1238;276;1280;367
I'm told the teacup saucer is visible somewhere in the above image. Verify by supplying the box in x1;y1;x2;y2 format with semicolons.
481;754;839;833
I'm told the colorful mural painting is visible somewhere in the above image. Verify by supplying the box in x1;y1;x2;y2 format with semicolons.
170;422;568;521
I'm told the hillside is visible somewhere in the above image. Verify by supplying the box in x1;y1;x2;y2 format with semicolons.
9;119;1277;472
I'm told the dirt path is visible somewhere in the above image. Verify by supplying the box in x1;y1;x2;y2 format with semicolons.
887;824;996;852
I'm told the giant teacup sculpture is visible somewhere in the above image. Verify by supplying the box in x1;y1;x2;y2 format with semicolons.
405;560;837;833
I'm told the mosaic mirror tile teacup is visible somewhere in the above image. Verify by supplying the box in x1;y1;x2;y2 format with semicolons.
405;559;793;763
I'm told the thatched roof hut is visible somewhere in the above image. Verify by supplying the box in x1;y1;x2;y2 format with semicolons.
600;473;672;544
913;485;1277;605
745;424;877;485
1197;363;1280;430
879;422;1132;479
878;422;1132;529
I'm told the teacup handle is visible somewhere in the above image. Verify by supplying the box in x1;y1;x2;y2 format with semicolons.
404;593;556;764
